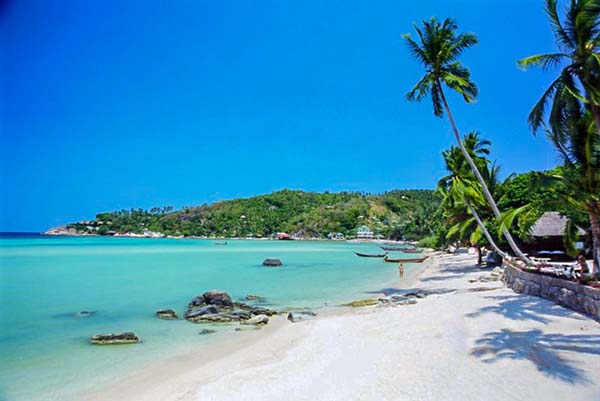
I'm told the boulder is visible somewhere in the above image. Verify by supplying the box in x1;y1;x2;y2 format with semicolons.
241;314;269;325
156;308;178;319
185;305;220;321
263;258;283;267
187;295;207;309
90;332;139;345
193;312;250;323
287;311;317;323
202;290;233;307
199;329;216;335
249;306;278;316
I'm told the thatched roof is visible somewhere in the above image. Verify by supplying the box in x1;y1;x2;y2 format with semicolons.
531;212;586;237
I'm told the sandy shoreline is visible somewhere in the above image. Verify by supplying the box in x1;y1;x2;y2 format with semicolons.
81;253;600;401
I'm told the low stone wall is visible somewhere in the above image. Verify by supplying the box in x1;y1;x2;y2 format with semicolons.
504;264;600;322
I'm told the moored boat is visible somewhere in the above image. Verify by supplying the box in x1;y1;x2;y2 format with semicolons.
384;255;429;263
354;252;388;258
380;246;408;251
214;241;228;245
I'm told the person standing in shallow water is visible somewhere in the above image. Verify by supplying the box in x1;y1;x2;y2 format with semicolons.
399;263;404;279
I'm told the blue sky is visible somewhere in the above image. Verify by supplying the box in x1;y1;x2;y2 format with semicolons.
1;0;563;231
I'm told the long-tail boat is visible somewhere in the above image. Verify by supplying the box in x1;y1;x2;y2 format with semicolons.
380;246;406;251
384;255;429;263
354;252;388;258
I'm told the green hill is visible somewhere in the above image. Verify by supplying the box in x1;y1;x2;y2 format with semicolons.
62;189;439;240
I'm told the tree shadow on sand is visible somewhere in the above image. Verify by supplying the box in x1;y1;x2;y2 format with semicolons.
466;294;586;324
471;328;600;384
420;261;490;282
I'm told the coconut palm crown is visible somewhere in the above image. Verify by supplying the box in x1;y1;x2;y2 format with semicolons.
403;17;478;116
518;0;600;133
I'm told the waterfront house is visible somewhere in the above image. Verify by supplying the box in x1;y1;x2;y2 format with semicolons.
356;225;374;239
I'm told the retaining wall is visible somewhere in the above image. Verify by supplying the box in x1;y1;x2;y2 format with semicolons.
504;264;600;322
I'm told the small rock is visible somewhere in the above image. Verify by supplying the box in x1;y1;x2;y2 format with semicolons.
199;329;216;335
90;332;139;345
263;258;283;267
74;310;95;318
246;294;264;301
156;308;178;319
241;314;269;325
287;311;317;323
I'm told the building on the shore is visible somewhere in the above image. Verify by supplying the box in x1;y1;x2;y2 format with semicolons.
356;225;374;239
526;212;586;259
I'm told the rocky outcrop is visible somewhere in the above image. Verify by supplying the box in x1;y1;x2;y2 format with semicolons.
504;263;600;321
156;308;178;319
185;291;275;323
287;311;317;323
263;258;283;267
90;332;139;345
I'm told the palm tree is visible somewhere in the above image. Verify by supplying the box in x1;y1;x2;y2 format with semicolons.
518;0;600;273
438;133;507;259
517;0;600;134
403;17;532;263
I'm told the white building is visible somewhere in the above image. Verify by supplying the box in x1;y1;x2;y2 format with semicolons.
356;225;374;239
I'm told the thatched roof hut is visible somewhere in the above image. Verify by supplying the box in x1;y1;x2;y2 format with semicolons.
531;212;586;238
527;212;586;259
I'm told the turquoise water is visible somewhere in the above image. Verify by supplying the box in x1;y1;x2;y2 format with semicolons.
0;236;417;401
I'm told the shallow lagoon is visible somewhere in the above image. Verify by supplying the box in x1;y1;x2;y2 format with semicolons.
0;236;417;400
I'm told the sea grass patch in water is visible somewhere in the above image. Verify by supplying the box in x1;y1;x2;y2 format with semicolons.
344;299;379;307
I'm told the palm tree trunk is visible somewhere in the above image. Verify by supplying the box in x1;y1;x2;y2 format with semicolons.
590;211;600;277
465;201;507;258
437;81;533;264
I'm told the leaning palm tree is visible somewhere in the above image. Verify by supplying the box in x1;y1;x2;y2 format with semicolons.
438;133;507;258
403;17;532;263
517;0;600;134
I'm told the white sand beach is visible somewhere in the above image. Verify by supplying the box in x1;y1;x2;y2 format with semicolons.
83;253;600;401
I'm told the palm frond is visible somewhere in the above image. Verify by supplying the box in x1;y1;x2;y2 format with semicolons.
545;0;576;51
517;53;568;70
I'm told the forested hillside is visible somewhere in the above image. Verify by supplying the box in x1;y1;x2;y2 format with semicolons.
64;189;440;240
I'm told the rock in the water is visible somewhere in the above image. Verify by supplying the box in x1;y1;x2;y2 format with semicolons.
249;306;277;316
74;310;95;318
185;305;220;320
344;299;378;307
263;258;283;267
202;290;233;307
246;294;264;301
287;311;317;323
90;332;139;345
187;295;207;309
199;329;216;335
156;308;178;319
241;314;269;325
